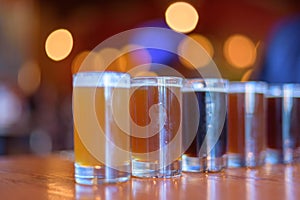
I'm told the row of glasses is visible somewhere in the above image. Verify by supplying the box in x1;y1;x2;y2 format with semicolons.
183;80;300;173
72;71;300;185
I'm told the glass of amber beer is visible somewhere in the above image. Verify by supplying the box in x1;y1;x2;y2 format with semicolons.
130;76;182;178
227;81;267;168
266;84;284;164
182;79;228;172
283;84;300;163
266;84;300;164
73;72;131;184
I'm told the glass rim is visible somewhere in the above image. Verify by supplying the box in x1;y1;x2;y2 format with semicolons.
73;71;129;77
229;81;267;93
184;78;229;82
182;78;228;92
267;83;300;97
131;76;183;87
73;71;130;88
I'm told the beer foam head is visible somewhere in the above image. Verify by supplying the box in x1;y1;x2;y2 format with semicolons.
131;76;182;87
267;84;283;97
73;72;130;88
267;84;300;98
182;78;228;92
229;81;267;94
283;84;300;98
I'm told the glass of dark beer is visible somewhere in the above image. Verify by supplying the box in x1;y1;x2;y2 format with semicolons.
227;81;267;168
182;78;228;172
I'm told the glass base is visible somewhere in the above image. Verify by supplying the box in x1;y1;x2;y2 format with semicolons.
226;153;245;168
182;155;205;172
227;151;265;168
245;151;265;167
266;148;283;164
206;156;224;172
75;163;130;185
132;160;182;178
283;147;300;164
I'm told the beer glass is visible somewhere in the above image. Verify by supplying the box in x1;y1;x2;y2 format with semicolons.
182;79;228;172
73;72;131;184
266;84;283;164
284;84;300;163
227;81;267;167
130;77;182;178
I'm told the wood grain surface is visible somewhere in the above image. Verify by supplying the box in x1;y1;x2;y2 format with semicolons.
0;152;299;200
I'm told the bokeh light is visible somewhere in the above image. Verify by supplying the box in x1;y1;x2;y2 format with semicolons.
133;71;158;77
45;29;73;61
97;48;126;71
165;2;199;33
18;60;41;95
72;51;91;74
131;28;177;64
120;44;152;72
223;34;257;68
178;34;214;69
30;129;52;155
241;69;253;81
0;86;22;128
71;50;103;73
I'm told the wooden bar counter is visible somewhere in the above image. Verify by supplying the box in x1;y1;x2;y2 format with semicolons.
0;152;299;199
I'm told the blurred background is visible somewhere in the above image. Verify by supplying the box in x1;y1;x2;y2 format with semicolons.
0;0;299;155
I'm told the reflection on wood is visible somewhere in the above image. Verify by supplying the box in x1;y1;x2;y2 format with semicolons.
0;153;299;199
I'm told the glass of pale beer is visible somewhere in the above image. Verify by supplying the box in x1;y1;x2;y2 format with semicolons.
227;81;267;168
182;78;228;172
73;72;131;184
130;76;182;178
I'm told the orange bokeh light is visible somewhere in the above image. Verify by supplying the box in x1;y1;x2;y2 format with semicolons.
224;34;256;68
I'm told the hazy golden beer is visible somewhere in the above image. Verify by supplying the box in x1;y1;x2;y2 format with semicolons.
130;77;182;178
73;72;130;184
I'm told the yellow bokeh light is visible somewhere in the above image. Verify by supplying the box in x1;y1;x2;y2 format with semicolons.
133;71;158;77
18;61;41;95
165;2;199;33
178;34;214;69
241;69;253;82
45;29;73;61
72;50;104;73
98;48;126;72
224;34;257;68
